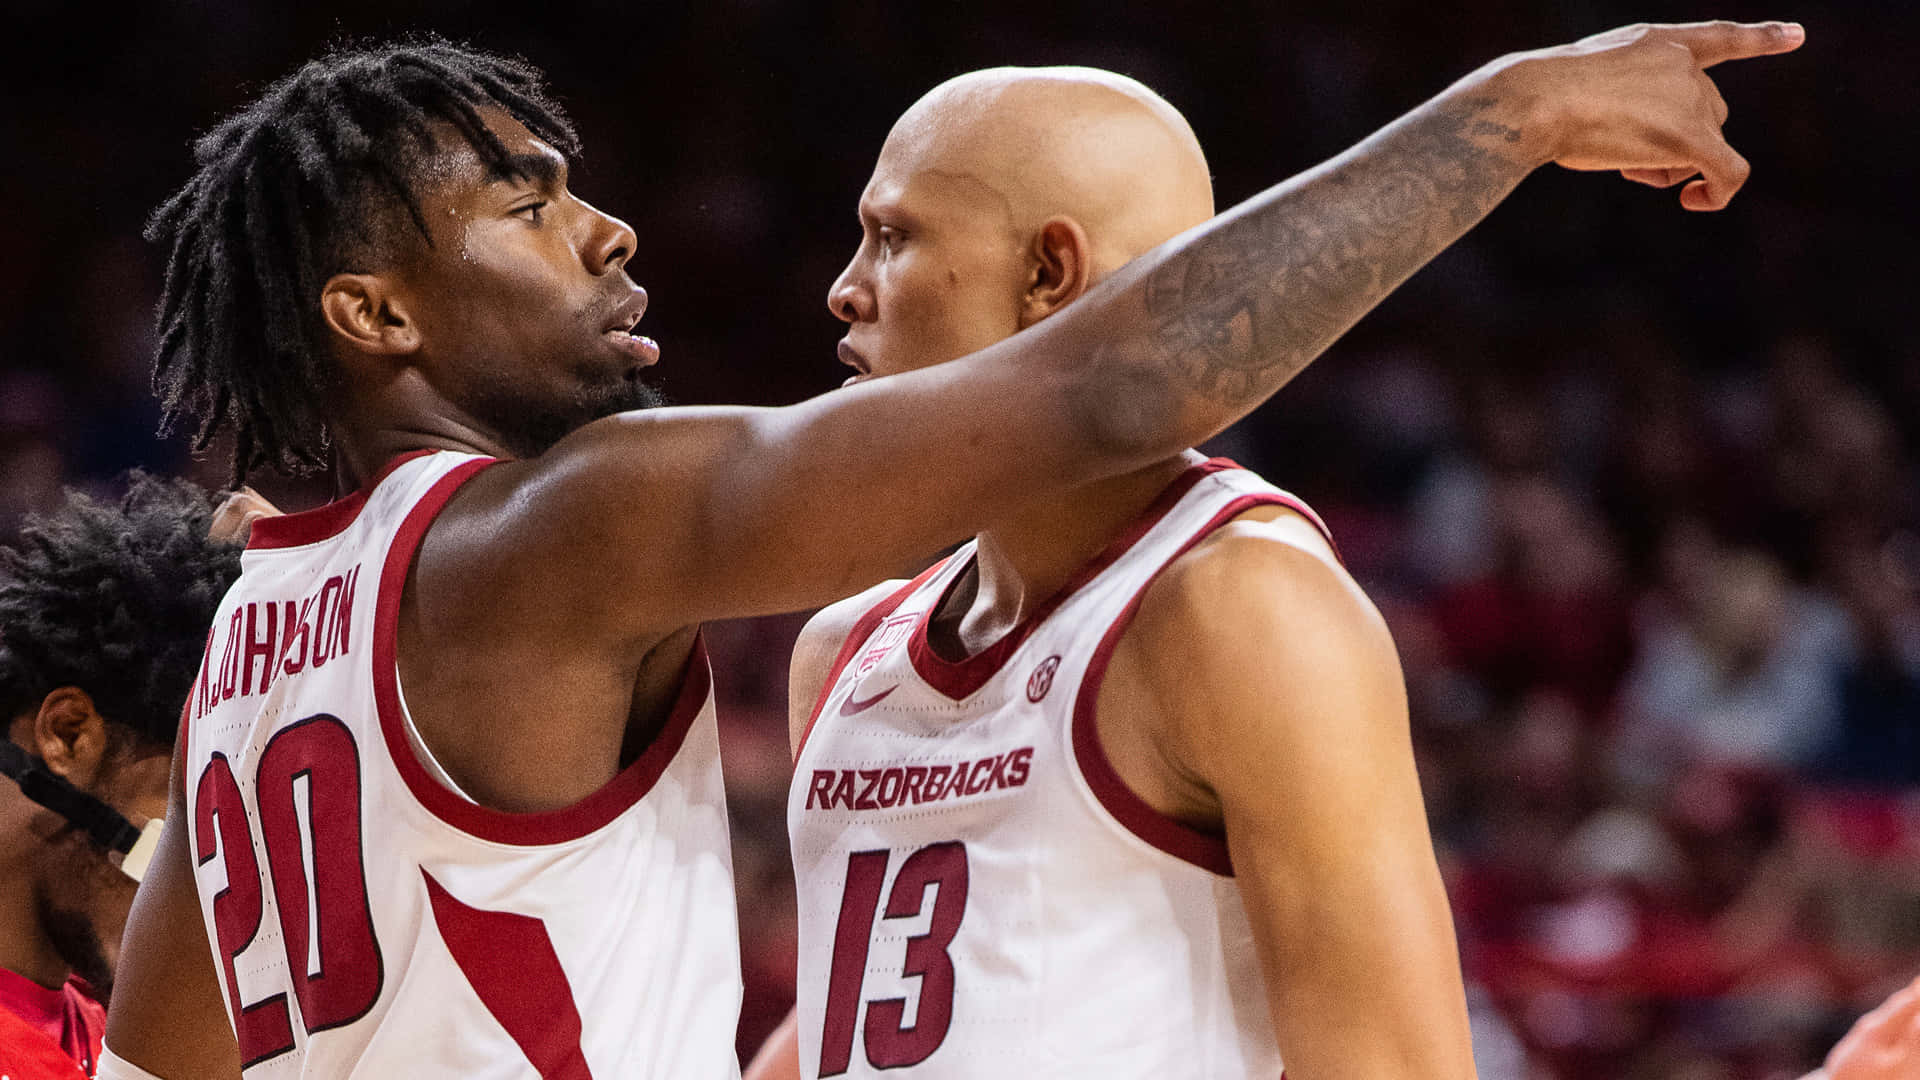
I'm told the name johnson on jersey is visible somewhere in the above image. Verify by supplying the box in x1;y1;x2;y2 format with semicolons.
182;451;742;1079
189;566;362;721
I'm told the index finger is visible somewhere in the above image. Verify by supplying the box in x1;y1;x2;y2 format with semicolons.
1657;20;1807;67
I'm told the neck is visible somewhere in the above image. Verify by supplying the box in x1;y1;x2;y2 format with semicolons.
330;412;521;490
335;426;515;488
932;451;1201;658
327;362;528;487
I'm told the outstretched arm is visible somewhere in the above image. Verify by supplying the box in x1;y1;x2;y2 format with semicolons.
467;20;1804;632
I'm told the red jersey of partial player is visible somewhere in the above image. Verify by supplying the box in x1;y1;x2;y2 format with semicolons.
789;455;1330;1077
181;451;742;1078
0;969;102;1079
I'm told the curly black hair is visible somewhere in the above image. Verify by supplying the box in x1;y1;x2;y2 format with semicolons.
0;473;242;748
146;36;582;482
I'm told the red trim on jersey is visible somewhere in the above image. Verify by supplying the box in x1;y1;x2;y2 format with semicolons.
177;628;209;780
370;459;715;845
1267;485;1340;565
793;561;949;765
907;457;1246;702
1071;488;1338;877
422;870;593;1080
247;449;440;550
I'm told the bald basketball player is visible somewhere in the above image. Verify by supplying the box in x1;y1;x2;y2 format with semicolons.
752;23;1804;1080
108;23;1798;1080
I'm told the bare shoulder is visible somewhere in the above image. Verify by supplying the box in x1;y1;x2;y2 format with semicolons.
1122;503;1400;762
788;579;909;755
1138;503;1385;657
411;407;749;647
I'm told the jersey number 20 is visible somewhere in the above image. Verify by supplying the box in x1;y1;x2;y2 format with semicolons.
194;714;382;1067
819;841;970;1076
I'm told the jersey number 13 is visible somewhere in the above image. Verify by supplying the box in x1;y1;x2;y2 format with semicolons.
819;841;971;1076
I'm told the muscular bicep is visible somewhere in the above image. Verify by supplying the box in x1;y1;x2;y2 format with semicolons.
1141;540;1473;1080
511;360;1094;631
479;255;1220;636
105;753;241;1078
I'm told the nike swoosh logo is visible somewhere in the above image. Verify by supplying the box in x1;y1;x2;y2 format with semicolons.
839;685;898;716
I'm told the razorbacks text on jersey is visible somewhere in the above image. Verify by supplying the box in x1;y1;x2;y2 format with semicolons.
789;455;1332;1078
182;450;742;1078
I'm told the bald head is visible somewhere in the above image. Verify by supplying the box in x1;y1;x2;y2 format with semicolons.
879;66;1214;275
828;68;1216;382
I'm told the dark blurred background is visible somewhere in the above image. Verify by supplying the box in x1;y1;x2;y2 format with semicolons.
2;2;1915;1077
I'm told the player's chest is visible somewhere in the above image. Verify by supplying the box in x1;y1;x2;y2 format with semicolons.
796;622;1083;816
793;690;1064;845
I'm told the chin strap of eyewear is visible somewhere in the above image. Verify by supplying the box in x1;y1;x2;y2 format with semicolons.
0;738;164;881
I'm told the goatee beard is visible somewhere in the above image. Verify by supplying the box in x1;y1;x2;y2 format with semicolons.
39;897;112;1001
489;375;670;460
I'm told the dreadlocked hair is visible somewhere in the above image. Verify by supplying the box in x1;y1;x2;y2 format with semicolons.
0;473;243;749
147;37;581;483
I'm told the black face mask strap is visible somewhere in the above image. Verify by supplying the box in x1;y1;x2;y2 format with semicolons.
0;738;142;855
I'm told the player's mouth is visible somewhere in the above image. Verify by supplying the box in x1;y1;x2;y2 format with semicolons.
604;294;659;366
838;339;871;387
605;327;659;366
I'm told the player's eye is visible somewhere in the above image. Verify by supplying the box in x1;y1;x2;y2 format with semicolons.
877;226;904;255
514;200;548;225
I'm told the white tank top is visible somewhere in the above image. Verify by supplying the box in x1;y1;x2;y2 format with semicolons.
788;457;1331;1078
182;450;742;1079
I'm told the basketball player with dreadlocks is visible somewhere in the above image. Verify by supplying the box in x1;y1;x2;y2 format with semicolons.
0;476;241;1080
105;22;1802;1080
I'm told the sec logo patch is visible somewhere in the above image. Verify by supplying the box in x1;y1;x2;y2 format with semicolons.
1026;654;1062;702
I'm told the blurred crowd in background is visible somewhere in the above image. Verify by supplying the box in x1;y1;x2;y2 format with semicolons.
2;1;1913;1077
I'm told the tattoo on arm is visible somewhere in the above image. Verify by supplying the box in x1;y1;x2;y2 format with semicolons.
1136;96;1529;403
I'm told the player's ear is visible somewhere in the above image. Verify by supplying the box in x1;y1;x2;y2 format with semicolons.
320;273;421;357
31;686;111;789
1019;217;1094;329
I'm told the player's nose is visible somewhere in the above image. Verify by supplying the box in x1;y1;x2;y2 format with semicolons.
827;258;873;324
581;199;639;275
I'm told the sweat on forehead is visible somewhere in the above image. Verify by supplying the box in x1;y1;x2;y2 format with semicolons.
880;66;1214;251
409;110;562;197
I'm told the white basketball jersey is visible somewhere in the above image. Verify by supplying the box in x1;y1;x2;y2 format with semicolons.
789;456;1332;1078
181;450;742;1079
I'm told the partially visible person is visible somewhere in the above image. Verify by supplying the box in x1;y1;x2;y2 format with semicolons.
1614;542;1851;782
0;475;241;1079
1807;975;1920;1080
